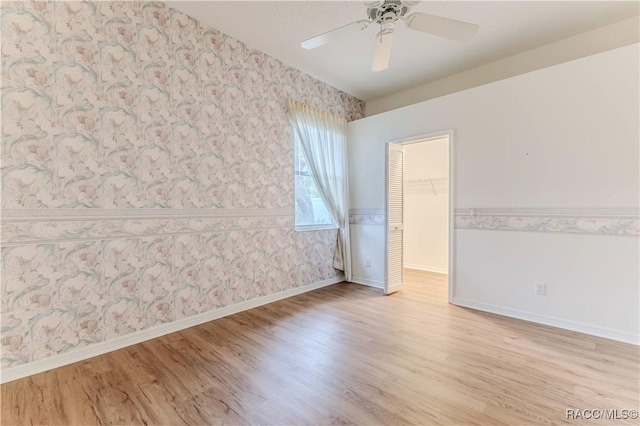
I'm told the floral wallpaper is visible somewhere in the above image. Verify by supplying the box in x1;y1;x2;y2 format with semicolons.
1;1;364;369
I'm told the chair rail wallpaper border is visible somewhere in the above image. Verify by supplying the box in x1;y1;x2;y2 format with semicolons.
349;209;385;225
1;208;294;221
455;211;638;236
453;207;639;218
1;215;296;245
346;207;639;235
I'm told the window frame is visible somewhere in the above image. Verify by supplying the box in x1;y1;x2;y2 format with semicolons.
293;136;338;232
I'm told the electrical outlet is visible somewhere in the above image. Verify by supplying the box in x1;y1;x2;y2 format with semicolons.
365;258;371;267
534;282;546;295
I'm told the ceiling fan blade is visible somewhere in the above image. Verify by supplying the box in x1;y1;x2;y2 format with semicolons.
301;19;370;50
371;29;393;72
405;12;478;42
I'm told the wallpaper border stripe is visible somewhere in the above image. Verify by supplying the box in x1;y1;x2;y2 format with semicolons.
455;212;638;236
349;208;385;226
1;208;294;221
0;226;292;246
453;207;639;218
348;207;639;235
0;275;344;384
349;209;385;215
1;213;297;244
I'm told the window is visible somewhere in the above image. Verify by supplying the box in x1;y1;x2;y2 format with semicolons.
294;138;335;229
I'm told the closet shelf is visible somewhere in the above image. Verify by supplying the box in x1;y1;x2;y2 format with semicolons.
404;177;448;196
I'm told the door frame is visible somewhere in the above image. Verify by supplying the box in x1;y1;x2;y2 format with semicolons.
385;129;455;303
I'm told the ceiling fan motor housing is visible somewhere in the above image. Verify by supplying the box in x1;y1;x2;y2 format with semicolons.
367;0;411;24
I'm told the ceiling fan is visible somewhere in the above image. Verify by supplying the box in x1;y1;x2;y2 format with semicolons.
301;0;479;72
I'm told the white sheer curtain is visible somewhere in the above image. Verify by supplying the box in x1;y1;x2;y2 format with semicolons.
287;99;352;282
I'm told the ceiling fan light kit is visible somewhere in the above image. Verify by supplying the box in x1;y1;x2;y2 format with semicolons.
301;0;479;72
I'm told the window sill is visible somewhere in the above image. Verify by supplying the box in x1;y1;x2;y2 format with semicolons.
295;224;339;232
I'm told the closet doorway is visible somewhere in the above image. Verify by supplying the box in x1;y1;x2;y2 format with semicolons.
385;132;453;300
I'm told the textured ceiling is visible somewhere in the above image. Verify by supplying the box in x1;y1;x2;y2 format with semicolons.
168;1;639;102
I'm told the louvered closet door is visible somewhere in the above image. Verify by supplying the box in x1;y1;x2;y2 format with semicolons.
386;143;404;295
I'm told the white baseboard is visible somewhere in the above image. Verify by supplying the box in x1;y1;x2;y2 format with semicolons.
452;297;639;346
0;276;343;384
404;264;448;274
350;276;384;289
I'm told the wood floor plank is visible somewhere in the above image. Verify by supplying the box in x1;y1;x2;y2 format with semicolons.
2;270;638;425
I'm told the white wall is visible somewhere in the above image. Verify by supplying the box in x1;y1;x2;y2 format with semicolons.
348;44;640;343
455;231;639;338
366;16;640;116
404;139;449;274
350;221;386;288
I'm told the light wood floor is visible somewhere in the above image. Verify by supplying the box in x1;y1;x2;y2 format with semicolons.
2;270;639;425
